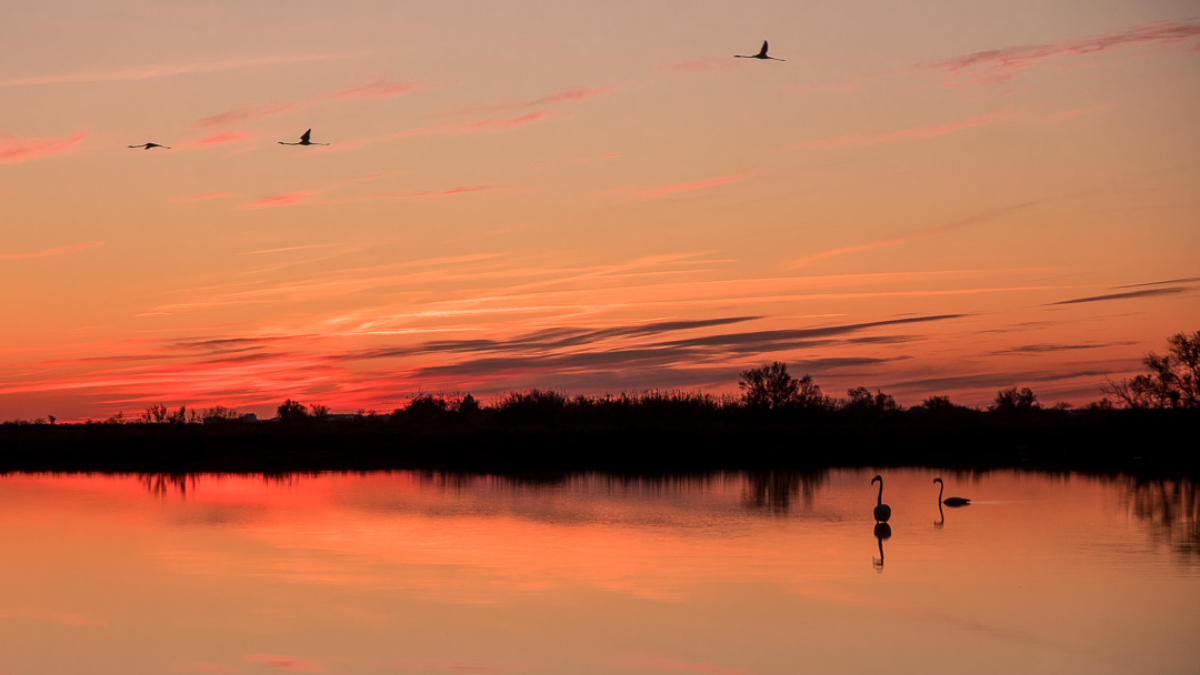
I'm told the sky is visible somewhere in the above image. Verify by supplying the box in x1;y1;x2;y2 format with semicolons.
1;0;1198;421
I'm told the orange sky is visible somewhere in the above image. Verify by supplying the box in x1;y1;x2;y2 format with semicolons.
1;1;1198;420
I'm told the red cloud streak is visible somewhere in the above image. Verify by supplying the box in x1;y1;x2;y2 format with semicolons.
920;19;1200;82
0;241;104;260
0;132;88;163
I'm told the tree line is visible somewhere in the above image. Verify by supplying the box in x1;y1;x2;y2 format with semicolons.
4;330;1197;427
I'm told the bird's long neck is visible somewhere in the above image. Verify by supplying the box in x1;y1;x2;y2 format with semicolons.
876;480;883;505
938;481;944;501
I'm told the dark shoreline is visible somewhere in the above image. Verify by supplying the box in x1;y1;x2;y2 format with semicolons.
2;409;1196;478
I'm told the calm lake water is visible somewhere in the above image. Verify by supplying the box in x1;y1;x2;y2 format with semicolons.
0;469;1196;675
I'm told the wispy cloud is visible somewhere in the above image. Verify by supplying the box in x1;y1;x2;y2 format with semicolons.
919;19;1200;84
443;84;621;117
0;241;104;260
1041;103;1112;123
0;52;361;88
1047;286;1192;305
0;132;88;163
626;171;754;199
244;655;323;673
787;202;1038;269
639;657;750;675
175;131;256;150
790;108;1024;150
195;75;429;128
656;57;748;74
172;191;236;203
1115;276;1200;289
239;191;318;210
392;111;561;138
991;341;1135;355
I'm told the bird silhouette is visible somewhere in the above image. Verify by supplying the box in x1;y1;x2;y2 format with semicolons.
933;478;970;506
279;129;328;146
873;522;891;571
871;474;891;523
128;143;170;150
735;40;785;61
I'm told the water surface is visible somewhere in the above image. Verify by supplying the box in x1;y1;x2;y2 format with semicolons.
0;469;1196;674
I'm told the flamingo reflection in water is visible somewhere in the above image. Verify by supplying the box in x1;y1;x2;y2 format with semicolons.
873;523;891;571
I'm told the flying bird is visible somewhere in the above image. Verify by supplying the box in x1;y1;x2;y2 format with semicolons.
279;129;329;146
735;40;785;61
128;143;170;150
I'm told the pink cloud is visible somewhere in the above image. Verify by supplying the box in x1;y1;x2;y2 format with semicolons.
657;57;747;74
177;131;257;149
640;657;750;675
628;171;754;199
245;655;322;673
0;608;106;627
1;241;104;260
792;108;1024;150
1041;103;1112;123
0;132;88;163
393;111;559;138
328;76;426;100
919;19;1200;84
443;84;620;117
0;52;361;89
172;191;236;203
239;191;317;210
195;76;429;128
174;664;238;674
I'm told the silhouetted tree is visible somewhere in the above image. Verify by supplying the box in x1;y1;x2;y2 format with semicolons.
201;406;241;425
1103;331;1200;409
142;403;168;423
990;386;1039;413
277;399;308;423
457;394;480;415
842;387;900;413
166;405;191;424
310;404;331;420
739;362;826;410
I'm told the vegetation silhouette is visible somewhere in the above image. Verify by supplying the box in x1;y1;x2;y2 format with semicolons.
1103;331;1200;409
2;332;1198;476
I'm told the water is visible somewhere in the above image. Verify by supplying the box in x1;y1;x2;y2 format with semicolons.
0;469;1196;674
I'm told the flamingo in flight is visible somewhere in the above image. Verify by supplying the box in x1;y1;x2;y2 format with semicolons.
279;129;329;146
128;143;170;150
735;40;785;61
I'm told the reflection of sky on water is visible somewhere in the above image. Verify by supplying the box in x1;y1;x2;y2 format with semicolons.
0;470;1197;675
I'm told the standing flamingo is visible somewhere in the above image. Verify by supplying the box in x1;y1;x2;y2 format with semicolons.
871;474;891;523
278;129;328;146
735;40;785;61
933;478;971;506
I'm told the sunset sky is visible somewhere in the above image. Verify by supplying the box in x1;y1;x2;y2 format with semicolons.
2;1;1198;421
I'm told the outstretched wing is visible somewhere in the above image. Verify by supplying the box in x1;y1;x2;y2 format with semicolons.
300;129;312;143
759;40;769;57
